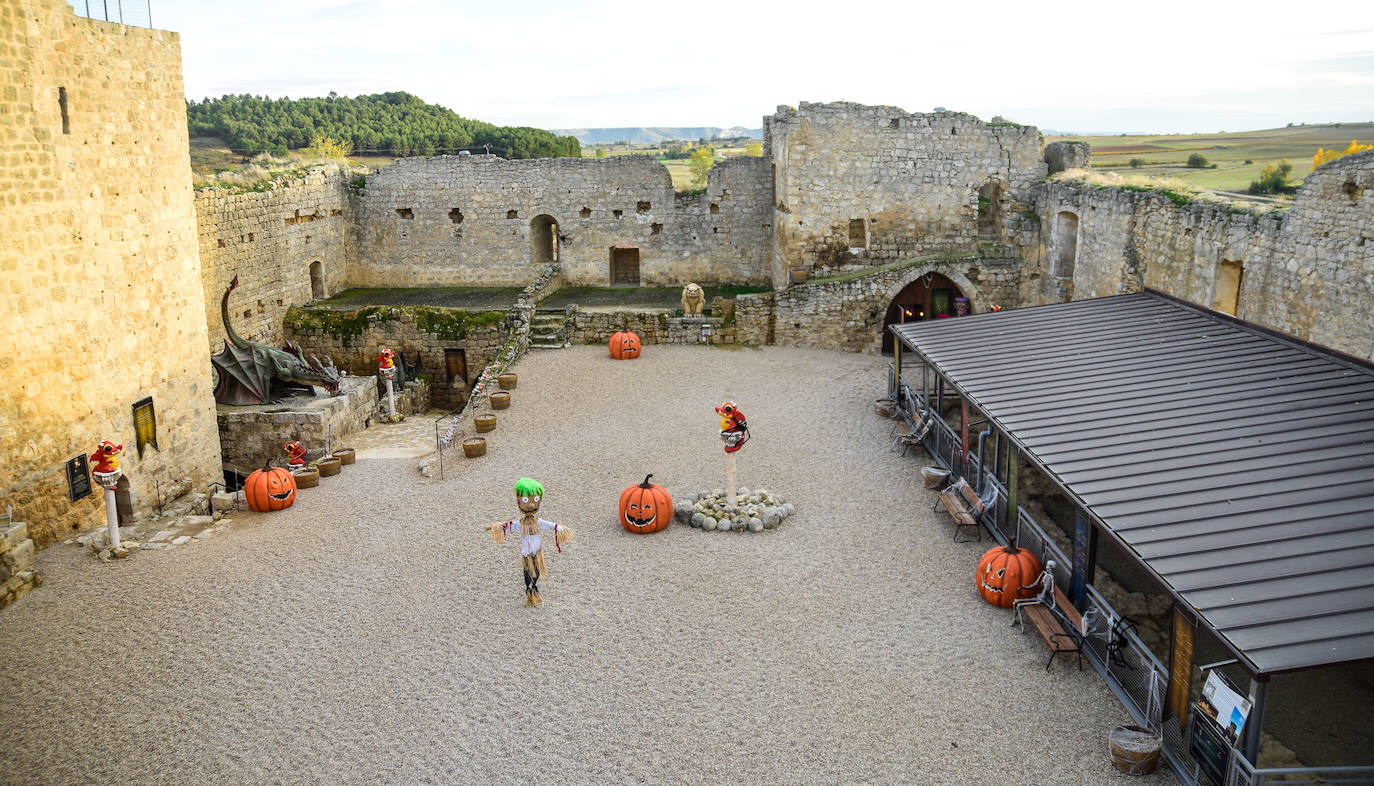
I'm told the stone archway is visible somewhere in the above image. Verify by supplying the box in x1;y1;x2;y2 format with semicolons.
878;268;982;354
530;214;559;264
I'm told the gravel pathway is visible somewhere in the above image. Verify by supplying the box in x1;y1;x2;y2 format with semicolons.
0;345;1176;784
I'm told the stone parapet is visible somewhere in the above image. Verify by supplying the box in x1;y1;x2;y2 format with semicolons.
1;520;42;610
216;376;378;474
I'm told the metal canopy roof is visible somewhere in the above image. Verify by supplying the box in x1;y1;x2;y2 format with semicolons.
892;291;1374;676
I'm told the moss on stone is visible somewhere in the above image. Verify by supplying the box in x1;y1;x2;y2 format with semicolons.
413;307;504;341
284;304;503;342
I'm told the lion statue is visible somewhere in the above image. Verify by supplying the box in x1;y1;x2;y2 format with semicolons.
681;283;705;317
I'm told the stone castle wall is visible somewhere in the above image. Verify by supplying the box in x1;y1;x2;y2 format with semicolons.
350;154;772;289
0;0;222;546
282;306;511;411
737;255;1020;353
1026;150;1374;360
195;166;354;350
766;102;1046;288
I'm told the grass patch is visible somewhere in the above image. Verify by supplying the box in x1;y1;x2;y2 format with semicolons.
320;287;523;309
1052;168;1280;213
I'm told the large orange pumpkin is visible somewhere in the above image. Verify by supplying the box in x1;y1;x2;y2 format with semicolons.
245;460;297;512
609;329;641;360
976;544;1042;608
619;473;671;533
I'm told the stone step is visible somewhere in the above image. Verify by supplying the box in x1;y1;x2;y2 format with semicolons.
530;332;565;342
529;342;568;350
3;522;29;550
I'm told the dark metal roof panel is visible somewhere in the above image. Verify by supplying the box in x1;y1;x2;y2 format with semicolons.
892;292;1374;675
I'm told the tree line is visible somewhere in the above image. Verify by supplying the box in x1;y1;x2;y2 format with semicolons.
186;92;581;159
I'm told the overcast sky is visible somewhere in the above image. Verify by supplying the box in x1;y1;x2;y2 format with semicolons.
146;0;1373;135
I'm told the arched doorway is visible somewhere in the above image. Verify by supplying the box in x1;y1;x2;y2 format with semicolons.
530;215;559;264
881;272;969;353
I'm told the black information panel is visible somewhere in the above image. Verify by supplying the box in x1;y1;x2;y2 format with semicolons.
66;453;92;502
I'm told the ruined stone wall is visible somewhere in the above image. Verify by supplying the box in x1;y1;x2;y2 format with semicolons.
0;0;222;546
350;154;772;290
736;255;1018;353
1027;150;1373;360
195;166;354;350
767;102;1046;289
282;306;511;411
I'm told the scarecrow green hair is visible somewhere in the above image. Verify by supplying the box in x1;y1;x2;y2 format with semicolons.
514;477;544;497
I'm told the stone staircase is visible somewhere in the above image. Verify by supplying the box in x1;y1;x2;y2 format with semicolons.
1;517;41;609
529;310;571;350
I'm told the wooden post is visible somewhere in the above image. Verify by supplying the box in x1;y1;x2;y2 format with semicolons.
725;451;737;504
1007;445;1020;539
960;400;970;468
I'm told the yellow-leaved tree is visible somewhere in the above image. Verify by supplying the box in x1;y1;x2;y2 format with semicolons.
689;146;716;187
303;136;352;160
1313;140;1372;168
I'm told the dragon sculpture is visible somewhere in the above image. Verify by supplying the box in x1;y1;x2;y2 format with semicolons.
212;275;342;405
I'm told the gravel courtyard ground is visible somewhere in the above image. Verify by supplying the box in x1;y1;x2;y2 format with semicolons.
0;345;1176;784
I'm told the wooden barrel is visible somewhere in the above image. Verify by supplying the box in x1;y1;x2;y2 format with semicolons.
497;372;518;390
462;438;486;458
333;447;356;465
292;467;320;489
1108;725;1161;775
490;391;511;410
316;456;342;477
474;414;497;433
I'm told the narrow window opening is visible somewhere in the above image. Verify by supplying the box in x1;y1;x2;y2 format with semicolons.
709;203;719;215
1343;180;1360;204
1212;260;1243;316
396;208;414;219
612;209;623;219
848;218;866;247
247;232;255;242
506;210;518;219
650;223;662;235
217;239;225;248
636;201;651;214
309;261;326;299
58;87;70;134
889;118;900;129
579;207;591;218
449;208;463;223
1052;211;1079;278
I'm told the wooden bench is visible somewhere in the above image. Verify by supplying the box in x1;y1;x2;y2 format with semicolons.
937;477;985;542
1017;584;1084;671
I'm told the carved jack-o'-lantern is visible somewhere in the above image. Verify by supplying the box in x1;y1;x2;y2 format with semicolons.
245;460;297;512
619;474;671;533
976;544;1042;608
610;329;641;360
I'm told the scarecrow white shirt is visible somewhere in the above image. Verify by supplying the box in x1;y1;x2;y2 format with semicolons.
502;518;562;556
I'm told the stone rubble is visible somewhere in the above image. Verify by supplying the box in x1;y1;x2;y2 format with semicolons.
674;487;796;533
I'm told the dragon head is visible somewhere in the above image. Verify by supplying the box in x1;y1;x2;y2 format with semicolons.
377;348;395;370
306;355;343;396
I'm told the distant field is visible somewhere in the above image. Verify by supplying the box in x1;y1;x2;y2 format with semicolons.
582;141;760;190
1050;123;1374;192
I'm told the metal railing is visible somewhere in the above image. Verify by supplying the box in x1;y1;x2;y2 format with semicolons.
67;0;152;27
1226;755;1374;786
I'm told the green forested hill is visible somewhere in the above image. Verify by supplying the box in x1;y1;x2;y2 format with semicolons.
186;92;580;159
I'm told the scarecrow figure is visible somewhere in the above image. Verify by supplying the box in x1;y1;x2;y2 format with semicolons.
486;478;573;607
